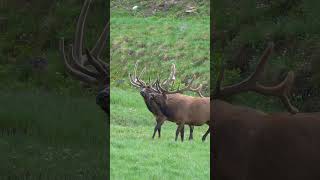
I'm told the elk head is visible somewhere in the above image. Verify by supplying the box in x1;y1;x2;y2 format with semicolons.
128;61;178;114
59;0;109;114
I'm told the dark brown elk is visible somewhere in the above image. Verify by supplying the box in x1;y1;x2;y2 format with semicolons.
129;62;198;140
212;43;320;180
59;0;109;114
149;74;210;142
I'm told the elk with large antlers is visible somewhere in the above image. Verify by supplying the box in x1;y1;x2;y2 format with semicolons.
59;0;109;114
129;62;197;140
212;43;320;179
148;68;210;142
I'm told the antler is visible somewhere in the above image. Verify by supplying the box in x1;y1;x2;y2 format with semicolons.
161;63;176;88
155;64;205;97
214;42;299;114
59;0;109;89
129;61;147;87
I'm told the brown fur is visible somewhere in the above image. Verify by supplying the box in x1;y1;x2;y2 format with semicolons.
151;93;210;141
212;99;320;180
140;87;194;139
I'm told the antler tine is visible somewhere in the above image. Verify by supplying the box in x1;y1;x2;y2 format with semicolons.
216;42;298;114
157;74;197;94
189;84;204;97
133;60;139;81
136;66;146;86
91;22;109;58
254;71;299;113
138;66;146;80
69;44;99;78
147;77;160;93
85;49;107;76
161;63;176;88
74;0;92;60
60;38;98;85
128;61;147;88
129;73;141;88
213;65;225;98
218;42;274;97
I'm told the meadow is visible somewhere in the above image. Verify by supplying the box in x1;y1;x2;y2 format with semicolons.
110;3;210;179
110;88;210;180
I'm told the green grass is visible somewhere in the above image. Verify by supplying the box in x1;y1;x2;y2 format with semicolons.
0;90;108;178
110;88;210;180
110;12;210;95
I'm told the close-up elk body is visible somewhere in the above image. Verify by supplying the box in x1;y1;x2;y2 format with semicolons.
59;0;109;114
212;43;320;180
129;62;195;140
149;75;210;142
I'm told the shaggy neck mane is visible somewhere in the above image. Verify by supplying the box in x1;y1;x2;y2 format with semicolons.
157;100;175;119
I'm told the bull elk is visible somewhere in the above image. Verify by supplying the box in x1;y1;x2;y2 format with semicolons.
59;0;109;114
212;42;320;179
148;69;210;142
129;62;196;140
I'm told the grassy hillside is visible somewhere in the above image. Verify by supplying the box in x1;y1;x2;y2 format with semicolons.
111;4;210;95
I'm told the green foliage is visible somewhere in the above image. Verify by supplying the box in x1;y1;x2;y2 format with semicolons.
214;0;320;112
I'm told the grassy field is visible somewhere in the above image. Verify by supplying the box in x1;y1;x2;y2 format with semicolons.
0;90;108;178
110;88;210;180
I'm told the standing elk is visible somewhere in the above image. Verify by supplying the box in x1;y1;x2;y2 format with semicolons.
148;71;210;142
59;0;109;114
212;43;320;180
129;62;197;140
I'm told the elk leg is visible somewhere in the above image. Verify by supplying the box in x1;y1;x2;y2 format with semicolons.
202;127;210;142
180;125;185;142
175;124;183;141
152;125;157;139
152;122;162;139
158;126;161;138
158;121;164;138
189;125;194;140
